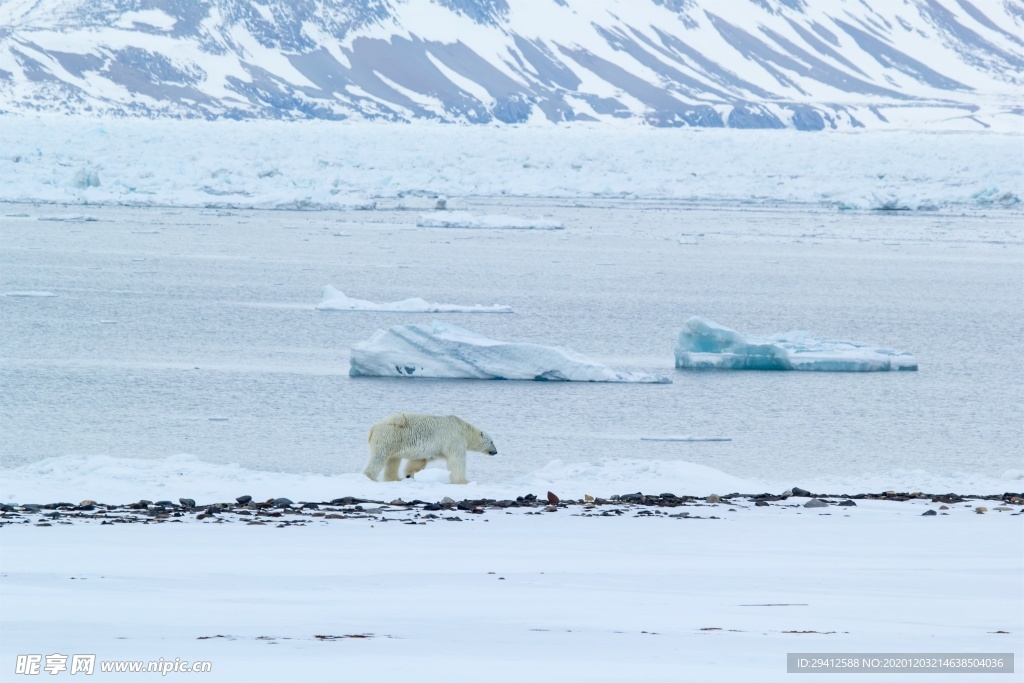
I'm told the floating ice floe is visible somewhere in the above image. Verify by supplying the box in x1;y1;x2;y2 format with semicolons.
316;286;513;313
416;211;563;230
350;321;670;383
675;316;918;371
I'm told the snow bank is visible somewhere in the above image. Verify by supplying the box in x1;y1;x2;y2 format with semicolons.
675;316;918;371
316;286;513;313
3;453;1019;506
0;453;759;504
416;211;563;229
350;321;671;383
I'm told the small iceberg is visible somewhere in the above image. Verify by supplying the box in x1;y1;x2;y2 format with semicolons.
675;316;918;371
350;321;671;383
316;286;512;313
416;211;563;230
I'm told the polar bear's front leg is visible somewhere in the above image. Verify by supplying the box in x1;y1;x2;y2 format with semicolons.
404;458;428;479
445;450;468;484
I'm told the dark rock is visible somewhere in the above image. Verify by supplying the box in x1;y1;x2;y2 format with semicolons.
755;500;770;507
456;501;474;511
273;498;293;508
21;504;41;511
931;494;963;504
155;500;174;506
659;493;679;499
837;500;857;507
236;495;253;505
803;499;829;508
423;503;442;511
921;509;937;516
179;498;196;509
547;491;560;505
619;492;645;503
495;500;514;508
301;502;319;510
791;487;812;497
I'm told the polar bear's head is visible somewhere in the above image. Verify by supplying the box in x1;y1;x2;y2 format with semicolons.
478;430;497;456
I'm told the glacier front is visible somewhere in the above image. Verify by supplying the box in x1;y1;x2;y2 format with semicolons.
350;322;670;383
675;317;918;372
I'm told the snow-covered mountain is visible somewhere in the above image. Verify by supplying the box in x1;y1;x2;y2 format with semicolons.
0;0;1021;129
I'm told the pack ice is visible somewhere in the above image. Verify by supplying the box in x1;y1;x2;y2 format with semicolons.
675;316;918;372
350;322;671;383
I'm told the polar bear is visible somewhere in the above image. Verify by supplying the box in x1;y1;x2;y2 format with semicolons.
363;413;497;485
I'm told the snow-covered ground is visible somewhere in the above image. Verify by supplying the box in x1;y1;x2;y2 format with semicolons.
1;117;1021;211
1;468;1020;683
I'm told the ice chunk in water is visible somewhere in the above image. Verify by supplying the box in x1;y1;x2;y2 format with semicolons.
675;316;917;371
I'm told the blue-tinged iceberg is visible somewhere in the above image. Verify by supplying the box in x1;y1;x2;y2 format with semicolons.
675;317;918;372
351;322;671;383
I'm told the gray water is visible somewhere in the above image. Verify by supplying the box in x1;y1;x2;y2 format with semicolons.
2;201;1021;484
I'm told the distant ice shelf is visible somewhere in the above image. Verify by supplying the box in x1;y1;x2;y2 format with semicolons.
350;321;671;383
316;286;513;313
416;211;563;230
675;316;918;372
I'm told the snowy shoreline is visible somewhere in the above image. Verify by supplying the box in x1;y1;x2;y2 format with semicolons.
3;495;1019;683
4;489;1022;528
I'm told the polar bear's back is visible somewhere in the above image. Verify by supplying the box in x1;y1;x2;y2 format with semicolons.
368;413;472;451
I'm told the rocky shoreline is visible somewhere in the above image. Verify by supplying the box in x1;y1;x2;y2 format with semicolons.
3;489;1022;528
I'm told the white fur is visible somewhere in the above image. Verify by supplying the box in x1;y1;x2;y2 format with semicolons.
363;413;497;485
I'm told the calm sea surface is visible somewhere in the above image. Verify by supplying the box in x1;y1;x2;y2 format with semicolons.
2;201;1021;484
